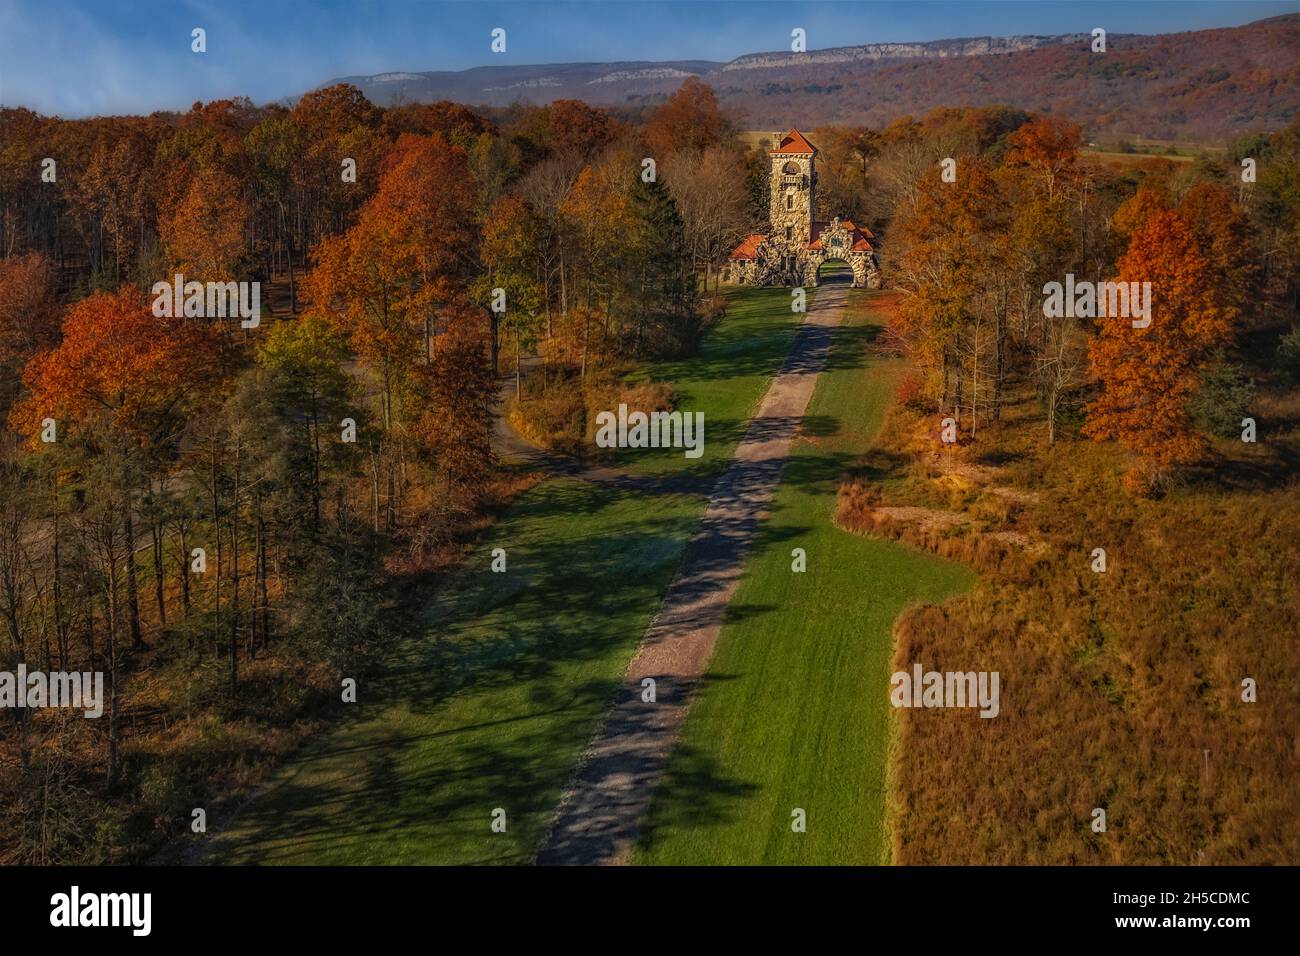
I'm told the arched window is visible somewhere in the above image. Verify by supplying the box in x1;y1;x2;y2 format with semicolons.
782;161;800;175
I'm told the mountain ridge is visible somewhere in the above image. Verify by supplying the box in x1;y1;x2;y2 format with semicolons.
314;14;1300;141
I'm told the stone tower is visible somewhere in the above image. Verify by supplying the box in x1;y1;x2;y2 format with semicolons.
768;129;817;250
724;128;880;290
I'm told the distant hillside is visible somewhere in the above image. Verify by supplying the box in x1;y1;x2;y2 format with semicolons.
319;14;1300;142
324;60;726;110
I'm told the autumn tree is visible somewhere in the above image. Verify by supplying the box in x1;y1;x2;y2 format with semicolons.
1005;115;1082;202
560;159;637;370
644;78;731;159
247;114;308;309
890;158;1011;431
519;154;581;331
305;133;478;529
478;195;544;392
161;166;250;280
1177;181;1257;312
0;252;59;408
812;125;879;222
1111;183;1171;246
382;100;492;147
1083;210;1237;491
1248;116;1300;303
544;100;623;157
291;84;384;248
11;286;220;779
415;302;496;500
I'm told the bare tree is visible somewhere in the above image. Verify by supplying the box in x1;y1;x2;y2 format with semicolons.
663;146;750;292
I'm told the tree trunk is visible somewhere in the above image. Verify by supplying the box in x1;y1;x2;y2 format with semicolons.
229;441;240;696
257;515;269;650
151;514;166;628
211;442;222;661
105;543;119;791
179;523;191;613
51;483;68;670
123;500;142;651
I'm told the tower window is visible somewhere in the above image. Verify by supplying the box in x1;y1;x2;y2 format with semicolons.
782;161;800;175
785;226;792;241
785;194;793;210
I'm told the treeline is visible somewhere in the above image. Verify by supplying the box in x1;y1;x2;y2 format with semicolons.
0;78;753;861
883;110;1300;491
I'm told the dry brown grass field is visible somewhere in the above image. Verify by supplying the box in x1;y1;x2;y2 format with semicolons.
837;299;1300;864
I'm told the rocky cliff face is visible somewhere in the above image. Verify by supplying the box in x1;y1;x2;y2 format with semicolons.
722;34;1090;71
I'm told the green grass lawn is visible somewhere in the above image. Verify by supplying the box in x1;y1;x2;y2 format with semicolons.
206;285;799;865
207;479;701;864
620;286;801;480
632;291;974;866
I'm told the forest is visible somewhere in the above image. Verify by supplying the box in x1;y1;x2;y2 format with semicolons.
1;70;1298;862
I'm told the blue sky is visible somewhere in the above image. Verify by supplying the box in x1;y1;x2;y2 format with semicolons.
1;0;1296;116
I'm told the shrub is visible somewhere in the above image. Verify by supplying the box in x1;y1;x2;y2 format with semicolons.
1276;325;1300;382
896;372;931;412
701;295;729;329
1189;360;1255;438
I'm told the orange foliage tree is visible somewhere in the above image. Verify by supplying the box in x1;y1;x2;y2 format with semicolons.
13;286;220;450
1111;183;1171;245
1083;210;1237;491
890;158;1011;426
0;251;60;401
545;100;623;156
414;301;497;499
1178;181;1257;311
11;285;221;773
644;78;731;159
308;132;478;411
160;166;250;280
1005;115;1082;202
305;133;479;528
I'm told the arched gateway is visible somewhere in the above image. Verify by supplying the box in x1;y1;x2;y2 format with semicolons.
722;129;881;290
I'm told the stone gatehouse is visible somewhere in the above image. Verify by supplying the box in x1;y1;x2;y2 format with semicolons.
723;129;881;289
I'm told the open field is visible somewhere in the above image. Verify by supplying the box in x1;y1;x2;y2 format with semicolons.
633;291;973;865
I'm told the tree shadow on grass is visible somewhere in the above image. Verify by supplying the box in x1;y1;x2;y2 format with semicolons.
206;480;707;865
209;675;628;866
634;725;762;859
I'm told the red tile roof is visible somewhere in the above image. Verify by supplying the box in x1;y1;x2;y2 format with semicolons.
729;233;767;260
771;129;817;155
808;220;875;253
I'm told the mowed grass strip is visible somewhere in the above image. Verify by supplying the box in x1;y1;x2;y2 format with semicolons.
621;286;802;479
207;287;798;865
633;291;974;866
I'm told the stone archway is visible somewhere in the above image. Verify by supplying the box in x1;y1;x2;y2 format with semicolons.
815;258;855;285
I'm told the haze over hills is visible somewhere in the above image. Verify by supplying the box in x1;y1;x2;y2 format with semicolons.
320;14;1300;141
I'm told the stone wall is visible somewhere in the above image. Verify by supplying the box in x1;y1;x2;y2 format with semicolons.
768;152;814;249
